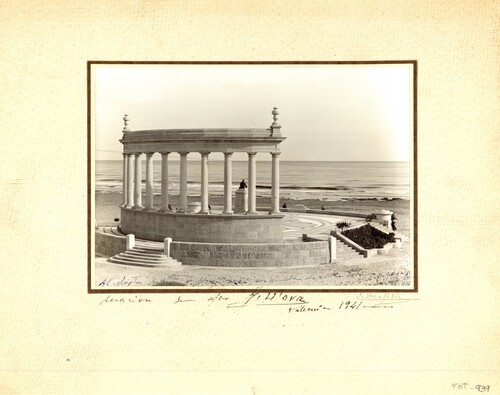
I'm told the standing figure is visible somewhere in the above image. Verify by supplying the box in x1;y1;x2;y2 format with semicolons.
391;213;397;231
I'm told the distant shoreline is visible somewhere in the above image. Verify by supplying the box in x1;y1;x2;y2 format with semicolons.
95;190;410;229
96;160;411;201
96;181;410;193
95;159;411;162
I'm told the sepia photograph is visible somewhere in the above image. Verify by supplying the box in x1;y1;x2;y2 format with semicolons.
90;62;416;291
4;1;499;393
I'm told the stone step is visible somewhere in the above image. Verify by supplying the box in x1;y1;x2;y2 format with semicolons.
335;239;364;258
123;251;167;260
135;241;163;247
127;248;164;256
337;246;361;253
136;240;162;246
109;256;181;267
111;252;181;264
113;253;176;264
132;246;164;253
100;227;126;238
111;228;125;236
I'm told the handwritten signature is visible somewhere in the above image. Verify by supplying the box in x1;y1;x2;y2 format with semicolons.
97;276;143;287
356;292;418;308
192;292;331;314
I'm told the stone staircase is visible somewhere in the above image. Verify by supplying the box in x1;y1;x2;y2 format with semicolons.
307;234;365;262
105;229;181;268
334;238;364;261
101;225;363;266
110;246;181;267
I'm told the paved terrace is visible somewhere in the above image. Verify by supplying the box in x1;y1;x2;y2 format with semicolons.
102;211;365;244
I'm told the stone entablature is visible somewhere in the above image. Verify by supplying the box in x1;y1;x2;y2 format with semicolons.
121;128;284;154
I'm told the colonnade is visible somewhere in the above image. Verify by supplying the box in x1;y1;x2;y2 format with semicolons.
121;151;281;214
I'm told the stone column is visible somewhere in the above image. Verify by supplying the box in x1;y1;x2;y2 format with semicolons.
133;153;143;210
179;152;188;212
160;152;170;211
223;152;233;214
121;153;128;207
247;152;257;214
271;152;280;214
126;154;134;208
200;152;210;214
145;152;154;210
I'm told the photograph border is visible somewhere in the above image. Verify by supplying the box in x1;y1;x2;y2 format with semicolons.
87;60;418;294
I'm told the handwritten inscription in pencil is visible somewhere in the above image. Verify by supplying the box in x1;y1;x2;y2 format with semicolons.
170;292;418;313
357;292;418;308
227;292;308;308
99;295;152;305
98;276;143;287
97;292;417;311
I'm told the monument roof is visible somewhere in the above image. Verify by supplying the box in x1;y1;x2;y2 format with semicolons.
120;127;286;154
119;108;285;154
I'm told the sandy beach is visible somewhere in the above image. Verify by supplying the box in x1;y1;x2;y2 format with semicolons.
96;192;410;228
94;191;412;288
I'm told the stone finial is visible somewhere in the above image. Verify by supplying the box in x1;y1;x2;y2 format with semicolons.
122;113;130;132
270;107;281;135
271;107;280;128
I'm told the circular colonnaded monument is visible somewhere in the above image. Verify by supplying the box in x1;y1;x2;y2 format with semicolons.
103;109;334;267
119;108;286;244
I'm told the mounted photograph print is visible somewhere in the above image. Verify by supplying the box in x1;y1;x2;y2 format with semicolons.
88;61;417;292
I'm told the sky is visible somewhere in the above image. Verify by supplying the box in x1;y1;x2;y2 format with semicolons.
94;64;413;161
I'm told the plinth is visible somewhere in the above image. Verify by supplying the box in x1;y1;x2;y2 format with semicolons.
235;188;248;214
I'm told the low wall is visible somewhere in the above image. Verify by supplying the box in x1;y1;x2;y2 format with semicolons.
121;208;283;243
170;240;329;267
280;207;368;218
95;230;127;257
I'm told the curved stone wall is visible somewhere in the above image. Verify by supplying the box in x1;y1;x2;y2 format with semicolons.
120;208;284;243
95;229;127;256
170;240;330;267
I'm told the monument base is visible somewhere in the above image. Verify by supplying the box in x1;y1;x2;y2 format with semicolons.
120;207;284;243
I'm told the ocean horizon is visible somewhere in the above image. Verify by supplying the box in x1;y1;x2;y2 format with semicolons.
96;160;410;201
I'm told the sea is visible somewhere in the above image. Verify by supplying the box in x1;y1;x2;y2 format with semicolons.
95;160;410;202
